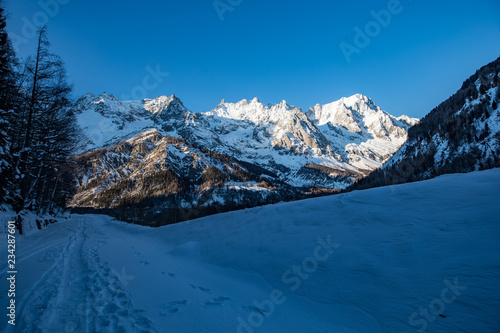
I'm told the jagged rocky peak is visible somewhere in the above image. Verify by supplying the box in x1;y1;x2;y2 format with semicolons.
73;92;133;118
72;90;420;189
143;94;187;115
279;99;290;107
237;98;249;106
73;93;97;114
307;94;418;134
73;92;107;108
205;97;266;122
93;92;124;110
97;92;120;101
205;97;302;125
308;94;376;125
75;92;96;104
397;115;420;126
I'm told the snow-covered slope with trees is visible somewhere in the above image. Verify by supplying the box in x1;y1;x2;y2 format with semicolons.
2;168;499;332
69;129;299;225
356;57;500;189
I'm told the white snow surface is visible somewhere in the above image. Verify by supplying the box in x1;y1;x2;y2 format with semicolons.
74;93;156;152
2;169;499;332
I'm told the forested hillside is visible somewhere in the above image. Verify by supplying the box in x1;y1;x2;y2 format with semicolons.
355;57;500;189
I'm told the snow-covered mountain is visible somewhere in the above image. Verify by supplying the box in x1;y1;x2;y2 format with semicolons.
69;129;299;225
306;94;419;171
72;93;418;190
73;93;156;151
69;93;418;223
356;57;500;189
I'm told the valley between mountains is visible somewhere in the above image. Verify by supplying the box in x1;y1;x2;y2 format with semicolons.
69;93;418;225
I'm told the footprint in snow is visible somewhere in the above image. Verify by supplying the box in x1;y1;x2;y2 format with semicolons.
204;296;231;306
159;300;187;316
199;286;211;293
242;305;268;315
190;284;211;293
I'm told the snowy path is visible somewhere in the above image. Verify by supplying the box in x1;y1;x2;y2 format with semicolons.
1;218;156;333
0;217;377;333
1;169;500;332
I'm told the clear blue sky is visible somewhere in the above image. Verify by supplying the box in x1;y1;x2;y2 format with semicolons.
4;0;500;118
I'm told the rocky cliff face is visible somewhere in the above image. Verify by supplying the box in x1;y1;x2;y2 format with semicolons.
69;129;299;226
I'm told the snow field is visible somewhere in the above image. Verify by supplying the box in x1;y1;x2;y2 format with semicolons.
1;168;500;332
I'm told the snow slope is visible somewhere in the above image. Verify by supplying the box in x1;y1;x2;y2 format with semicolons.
1;169;499;332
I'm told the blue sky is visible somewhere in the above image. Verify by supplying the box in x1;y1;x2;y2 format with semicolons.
4;0;500;118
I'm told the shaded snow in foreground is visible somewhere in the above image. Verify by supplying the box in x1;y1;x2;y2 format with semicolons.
1;169;500;332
